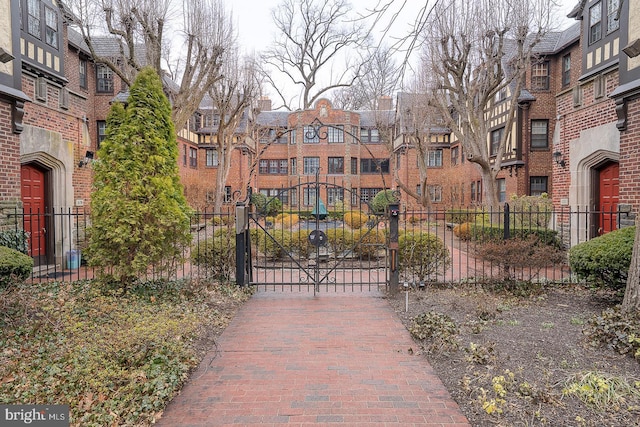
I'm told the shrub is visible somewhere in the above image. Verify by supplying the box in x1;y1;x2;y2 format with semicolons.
453;222;472;240
250;228;291;259
445;209;486;225
568;226;635;291
370;190;399;214
343;211;367;229
251;192;282;217
325;228;355;256
0;229;30;254
469;224;562;248
507;194;553;228
290;230;312;258
584;307;640;360
409;311;459;353
190;231;235;283
398;232;451;282
352;228;384;259
0;246;33;289
275;213;300;227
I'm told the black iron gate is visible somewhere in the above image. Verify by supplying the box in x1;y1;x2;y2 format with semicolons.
243;178;390;293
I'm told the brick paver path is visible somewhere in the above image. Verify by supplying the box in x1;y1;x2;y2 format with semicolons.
157;290;470;426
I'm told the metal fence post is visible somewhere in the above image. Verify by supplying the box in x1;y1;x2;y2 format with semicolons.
235;203;249;287
388;203;400;294
503;202;510;240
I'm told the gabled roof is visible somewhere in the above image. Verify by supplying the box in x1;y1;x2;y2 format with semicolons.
67;28;90;54
358;110;395;128
255;111;289;127
532;22;581;55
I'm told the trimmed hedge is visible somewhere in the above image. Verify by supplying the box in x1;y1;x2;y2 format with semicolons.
0;245;33;289
398;232;450;281
568;226;635;291
343;211;367;229
445;209;487;225
469;224;562;248
190;231;235;282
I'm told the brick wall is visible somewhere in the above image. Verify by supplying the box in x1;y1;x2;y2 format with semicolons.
619;96;640;225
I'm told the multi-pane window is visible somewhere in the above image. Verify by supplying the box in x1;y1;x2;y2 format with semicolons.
490;127;504;156
351;157;358;175
303;125;319;143
183;144;187;166
290;157;297;175
27;0;41;38
327;125;344;143
361;158;389;174
427;149;443;167
589;2;602;44
328;157;344;174
206;149;219;167
96;65;114;93
303;187;319;206
360;128;380;143
451;146;459;166
416;184;422;196
259;159;287;174
260;189;288;205
530;176;548;196
97;121;107;148
44;6;58;48
360;188;382;203
303;157;320;175
471;180;482;203
531;120;549;149
327;188;344;206
189;147;197;167
531;61;550;90
498;178;506;203
79;59;87;89
290;129;297;145
562;54;571;87
607;0;620;33
428;185;442;203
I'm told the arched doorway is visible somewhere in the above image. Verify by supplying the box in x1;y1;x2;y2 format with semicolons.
596;161;619;235
21;163;50;265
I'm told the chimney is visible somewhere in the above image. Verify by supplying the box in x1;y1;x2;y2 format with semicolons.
377;96;393;111
258;96;272;112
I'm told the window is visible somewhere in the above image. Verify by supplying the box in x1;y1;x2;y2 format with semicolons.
327;188;344;206
351;189;359;206
290;157;297;175
183;144;187;166
530;120;549;149
416;184;422;196
327;125;344;143
498;178;506;203
351;157;358;175
531;61;550;90
490;127;504;156
562;54;571;87
259;159;287;174
451;146;459;166
471;182;476;202
328;157;344;174
303;157;320;175
428;185;442;203
44;6;58;48
303;125;319;143
530;176;548;196
360;188;382;203
303;187;318;206
224;186;232;203
607;0;620;33
360;128;380;143
79;59;87;89
290;129;297;145
471;180;482;203
189;147;197;167
427;149;443;167
27;0;41;38
261;188;288;205
96;65;114;94
97;121;107;148
589;2;602;44
206;149;219;167
361;158;389;174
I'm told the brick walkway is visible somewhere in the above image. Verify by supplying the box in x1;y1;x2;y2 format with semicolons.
157;290;470;426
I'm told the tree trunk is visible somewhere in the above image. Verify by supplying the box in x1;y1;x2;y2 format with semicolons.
623;215;640;312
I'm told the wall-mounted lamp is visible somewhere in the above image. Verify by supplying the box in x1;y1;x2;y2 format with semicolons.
623;38;640;58
553;151;566;168
0;47;15;63
78;150;94;168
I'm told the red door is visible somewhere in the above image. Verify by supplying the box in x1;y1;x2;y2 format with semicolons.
21;164;47;261
598;162;619;234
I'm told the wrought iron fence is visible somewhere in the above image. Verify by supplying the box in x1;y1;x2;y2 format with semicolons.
1;205;624;286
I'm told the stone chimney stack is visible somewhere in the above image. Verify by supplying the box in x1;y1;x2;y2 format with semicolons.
377;96;393;111
258;96;272;112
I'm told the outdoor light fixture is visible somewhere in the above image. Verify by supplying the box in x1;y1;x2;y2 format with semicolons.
623;39;640;58
553;151;566;168
78;150;94;168
0;47;14;63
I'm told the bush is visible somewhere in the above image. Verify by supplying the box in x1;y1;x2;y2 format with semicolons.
190;231;235;283
0;246;33;289
290;230;312;258
398;232;451;282
352;228;384;259
370;190;399;214
568;226;635;291
453;222;472;240
445;209;486;225
325;228;355;256
275;213;300;227
251;192;282;217
343;211;367;229
0;229;30;254
584;307;640;360
409;311;459;353
469;224;562;248
250;228;291;259
507;194;553;228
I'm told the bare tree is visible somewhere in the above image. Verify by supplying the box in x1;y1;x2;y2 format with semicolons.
205;50;260;213
623;216;640;312
261;0;368;110
420;0;554;208
67;0;228;131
